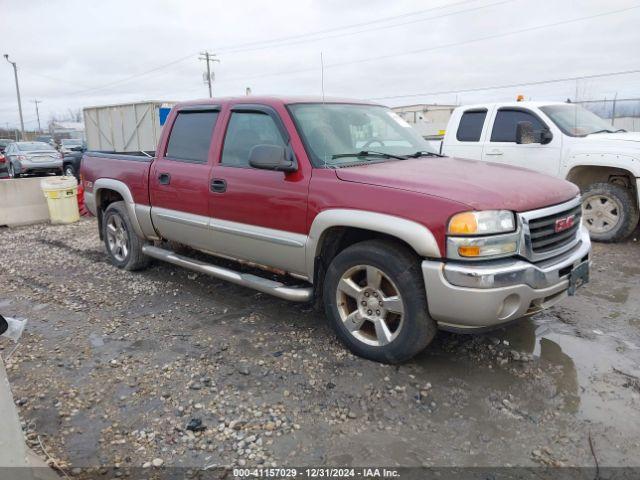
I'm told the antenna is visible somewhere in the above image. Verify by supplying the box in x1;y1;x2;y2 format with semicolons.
320;52;325;103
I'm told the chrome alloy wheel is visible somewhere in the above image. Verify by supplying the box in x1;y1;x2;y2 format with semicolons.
335;264;404;347
106;214;129;262
583;194;620;234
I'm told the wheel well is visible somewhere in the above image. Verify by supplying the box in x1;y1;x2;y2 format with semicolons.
313;226;418;301
567;165;636;193
96;189;124;240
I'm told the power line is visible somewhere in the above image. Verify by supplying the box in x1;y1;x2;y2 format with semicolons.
14;0;507;98
216;0;483;52
218;0;514;54
209;3;640;86
367;68;640;101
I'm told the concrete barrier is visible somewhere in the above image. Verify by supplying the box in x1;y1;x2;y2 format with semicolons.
0;178;50;227
0;356;59;479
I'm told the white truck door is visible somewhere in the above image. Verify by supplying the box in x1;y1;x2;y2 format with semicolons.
481;107;561;176
440;107;489;160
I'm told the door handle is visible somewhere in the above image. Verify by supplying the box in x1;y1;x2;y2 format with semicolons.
158;173;171;185
485;149;503;156
210;178;227;193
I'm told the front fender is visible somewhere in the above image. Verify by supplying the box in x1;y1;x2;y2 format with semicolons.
306;209;441;279
564;153;640;178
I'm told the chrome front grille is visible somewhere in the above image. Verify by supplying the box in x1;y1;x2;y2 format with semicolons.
528;204;582;253
519;197;583;262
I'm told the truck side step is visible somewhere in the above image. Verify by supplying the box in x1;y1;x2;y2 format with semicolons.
141;245;313;302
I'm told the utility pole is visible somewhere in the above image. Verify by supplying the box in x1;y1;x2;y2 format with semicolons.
32;99;43;132
199;51;219;98
611;92;618;127
4;54;25;139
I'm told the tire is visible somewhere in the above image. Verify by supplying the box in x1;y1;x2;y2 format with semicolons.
63;164;75;177
102;201;150;271
323;239;437;363
582;182;639;242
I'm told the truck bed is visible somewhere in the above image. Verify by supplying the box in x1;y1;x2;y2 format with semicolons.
81;151;153;206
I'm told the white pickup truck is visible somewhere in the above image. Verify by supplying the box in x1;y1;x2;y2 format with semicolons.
435;101;640;242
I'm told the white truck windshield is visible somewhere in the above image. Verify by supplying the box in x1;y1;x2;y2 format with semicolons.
540;104;621;137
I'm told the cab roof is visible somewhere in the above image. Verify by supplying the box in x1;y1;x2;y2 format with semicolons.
455;101;569;111
174;95;381;109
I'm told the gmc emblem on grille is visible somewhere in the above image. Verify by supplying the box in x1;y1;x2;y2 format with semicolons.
555;215;575;233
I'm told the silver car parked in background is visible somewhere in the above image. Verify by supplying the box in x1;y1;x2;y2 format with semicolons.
4;141;63;178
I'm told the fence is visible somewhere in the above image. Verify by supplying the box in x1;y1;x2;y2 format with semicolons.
574;98;640;131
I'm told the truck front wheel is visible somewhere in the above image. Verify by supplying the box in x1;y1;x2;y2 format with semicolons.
323;239;437;363
582;182;639;242
102;201;150;271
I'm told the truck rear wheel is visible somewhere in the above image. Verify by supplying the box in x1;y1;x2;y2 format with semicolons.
323;239;437;363
103;201;150;271
582;182;638;242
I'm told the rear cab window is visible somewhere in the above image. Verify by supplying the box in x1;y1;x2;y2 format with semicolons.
456;109;487;142
165;110;219;163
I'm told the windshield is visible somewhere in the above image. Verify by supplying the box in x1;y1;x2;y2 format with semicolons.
62;139;82;145
288;103;433;167
540;104;618;137
17;142;55;151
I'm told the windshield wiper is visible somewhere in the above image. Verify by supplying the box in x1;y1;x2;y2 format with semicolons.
405;150;443;158
589;129;616;135
331;150;406;161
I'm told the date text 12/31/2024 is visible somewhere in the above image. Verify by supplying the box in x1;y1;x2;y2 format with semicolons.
233;467;400;478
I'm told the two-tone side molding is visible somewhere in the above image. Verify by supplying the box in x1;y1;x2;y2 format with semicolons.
141;245;313;302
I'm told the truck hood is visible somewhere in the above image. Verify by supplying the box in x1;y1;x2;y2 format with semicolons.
334;157;578;212
583;131;640;143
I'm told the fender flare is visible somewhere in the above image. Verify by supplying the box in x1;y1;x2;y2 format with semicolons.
305;208;441;279
564;154;640;179
93;179;146;239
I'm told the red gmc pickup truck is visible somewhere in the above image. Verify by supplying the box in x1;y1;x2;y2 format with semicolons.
81;96;591;363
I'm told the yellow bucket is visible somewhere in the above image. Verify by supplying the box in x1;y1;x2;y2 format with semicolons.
41;176;80;224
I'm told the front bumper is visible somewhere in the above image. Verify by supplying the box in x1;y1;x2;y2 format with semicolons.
422;225;591;331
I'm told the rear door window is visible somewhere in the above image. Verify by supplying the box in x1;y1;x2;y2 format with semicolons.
456;110;487;142
490;109;546;143
165;110;219;163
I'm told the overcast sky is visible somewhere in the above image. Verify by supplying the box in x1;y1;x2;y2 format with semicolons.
1;0;639;130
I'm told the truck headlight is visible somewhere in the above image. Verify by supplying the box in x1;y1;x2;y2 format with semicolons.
447;210;518;259
448;210;515;235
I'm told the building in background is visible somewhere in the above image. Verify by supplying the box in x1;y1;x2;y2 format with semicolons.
49;120;85;141
392;104;457;139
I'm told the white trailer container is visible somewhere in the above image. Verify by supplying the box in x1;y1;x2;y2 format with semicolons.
83;101;175;153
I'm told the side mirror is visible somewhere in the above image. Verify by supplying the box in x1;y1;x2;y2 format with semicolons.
540;129;553;145
249;144;297;172
515;121;535;144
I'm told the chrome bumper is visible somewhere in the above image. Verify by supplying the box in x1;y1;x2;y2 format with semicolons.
422;225;591;331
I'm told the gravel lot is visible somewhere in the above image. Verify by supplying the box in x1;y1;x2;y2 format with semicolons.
0;218;639;476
